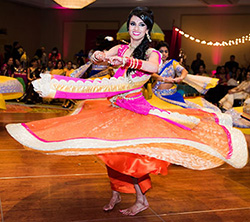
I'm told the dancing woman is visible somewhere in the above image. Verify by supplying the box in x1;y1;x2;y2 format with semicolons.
6;7;248;217
151;41;188;108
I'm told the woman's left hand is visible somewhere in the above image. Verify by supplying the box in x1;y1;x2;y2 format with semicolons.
173;77;184;83
107;56;123;66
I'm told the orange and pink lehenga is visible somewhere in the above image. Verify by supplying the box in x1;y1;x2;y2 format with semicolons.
6;45;248;194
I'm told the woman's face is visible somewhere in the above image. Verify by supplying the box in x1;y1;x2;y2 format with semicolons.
32;60;38;67
246;72;250;81
7;58;14;66
199;65;205;73
48;61;53;68
57;62;63;69
128;15;148;42
159;46;169;62
67;62;72;69
220;67;225;74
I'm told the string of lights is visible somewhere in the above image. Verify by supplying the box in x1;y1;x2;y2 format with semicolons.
175;27;250;47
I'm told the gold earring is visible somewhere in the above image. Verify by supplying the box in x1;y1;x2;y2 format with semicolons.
146;33;152;42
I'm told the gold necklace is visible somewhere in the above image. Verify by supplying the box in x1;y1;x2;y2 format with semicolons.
129;44;137;51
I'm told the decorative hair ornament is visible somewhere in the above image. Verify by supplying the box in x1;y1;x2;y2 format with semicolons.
104;36;114;41
140;15;145;20
146;33;152;42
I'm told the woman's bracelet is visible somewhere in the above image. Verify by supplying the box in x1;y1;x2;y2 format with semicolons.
122;57;143;70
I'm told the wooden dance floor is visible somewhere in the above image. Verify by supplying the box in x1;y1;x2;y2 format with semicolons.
0;112;250;222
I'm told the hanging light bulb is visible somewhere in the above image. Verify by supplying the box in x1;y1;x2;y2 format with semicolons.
53;0;96;9
175;27;250;47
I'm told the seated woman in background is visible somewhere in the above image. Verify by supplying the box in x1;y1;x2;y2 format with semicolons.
64;61;75;77
196;64;209;77
205;66;230;106
215;66;230;86
219;70;250;111
1;57;15;77
14;58;25;74
48;47;61;66
44;60;54;74
22;58;42;104
50;59;65;76
227;71;239;87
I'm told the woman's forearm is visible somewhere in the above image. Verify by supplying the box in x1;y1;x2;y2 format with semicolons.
180;69;188;80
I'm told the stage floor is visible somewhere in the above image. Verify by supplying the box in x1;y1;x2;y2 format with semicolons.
0;111;250;222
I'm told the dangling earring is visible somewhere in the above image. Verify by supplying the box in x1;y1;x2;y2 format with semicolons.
146;33;152;42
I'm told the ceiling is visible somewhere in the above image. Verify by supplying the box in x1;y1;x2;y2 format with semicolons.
5;0;250;9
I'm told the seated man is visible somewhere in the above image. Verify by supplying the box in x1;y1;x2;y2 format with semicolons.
219;70;250;111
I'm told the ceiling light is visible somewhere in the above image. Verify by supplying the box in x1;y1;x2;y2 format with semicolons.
53;0;96;9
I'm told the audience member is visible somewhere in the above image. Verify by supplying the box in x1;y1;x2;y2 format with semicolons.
41;47;48;68
215;66;229;85
23;58;42;104
34;47;48;70
204;66;230;105
76;56;85;68
191;52;206;74
75;49;87;68
219;70;250;111
64;61;75;77
0;57;15;77
48;47;62;66
224;55;239;77
237;67;245;83
50;59;65;75
18;46;28;69
12;41;21;61
196;64;209;76
14;58;25;74
34;48;43;61
44;60;54;73
227;72;239;87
